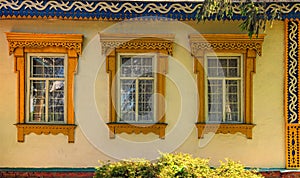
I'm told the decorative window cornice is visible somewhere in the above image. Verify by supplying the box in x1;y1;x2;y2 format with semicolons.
6;33;83;55
189;34;265;56
99;34;175;56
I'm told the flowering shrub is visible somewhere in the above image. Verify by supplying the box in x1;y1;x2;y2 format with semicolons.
94;153;263;178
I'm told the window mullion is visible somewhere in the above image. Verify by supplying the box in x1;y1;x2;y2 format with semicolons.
135;78;139;122
222;79;226;123
45;80;49;122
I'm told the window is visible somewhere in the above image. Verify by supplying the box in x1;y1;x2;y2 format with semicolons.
118;55;156;123
100;33;175;139
26;54;66;124
189;34;265;139
6;32;83;143
206;56;242;123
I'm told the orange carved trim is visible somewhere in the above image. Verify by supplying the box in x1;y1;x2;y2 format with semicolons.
196;123;255;139
7;32;83;143
15;124;76;143
99;33;175;56
189;34;265;56
6;33;83;55
107;123;167;139
100;33;174;139
189;34;265;140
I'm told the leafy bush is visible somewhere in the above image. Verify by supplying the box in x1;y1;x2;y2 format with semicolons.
215;159;263;178
94;159;157;178
156;153;213;178
94;153;263;178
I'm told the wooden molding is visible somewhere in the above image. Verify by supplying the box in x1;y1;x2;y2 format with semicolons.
99;33;175;56
6;32;83;56
107;123;167;139
15;124;76;143
189;34;265;139
6;32;83;143
100;33;174;139
196;123;255;139
189;34;265;56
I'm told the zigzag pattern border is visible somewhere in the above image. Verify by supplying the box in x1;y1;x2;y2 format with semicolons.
0;1;300;20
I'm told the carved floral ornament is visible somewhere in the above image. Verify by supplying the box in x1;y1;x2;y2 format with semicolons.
189;34;265;56
99;33;175;55
6;33;83;55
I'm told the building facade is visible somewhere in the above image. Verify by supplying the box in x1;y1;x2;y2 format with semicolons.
0;1;300;176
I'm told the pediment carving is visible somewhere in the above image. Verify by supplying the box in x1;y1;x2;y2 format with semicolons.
6;33;83;55
189;34;265;56
99;33;175;55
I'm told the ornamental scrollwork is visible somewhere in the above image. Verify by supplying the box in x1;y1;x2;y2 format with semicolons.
7;41;82;56
0;0;200;14
1;1;300;21
285;19;300;169
99;34;175;55
286;20;299;124
189;34;265;57
101;41;173;56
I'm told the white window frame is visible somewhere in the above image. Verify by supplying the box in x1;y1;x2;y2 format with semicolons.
204;53;244;123
117;53;157;123
26;53;67;124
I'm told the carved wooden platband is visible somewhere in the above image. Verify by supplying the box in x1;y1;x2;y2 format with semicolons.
99;34;175;55
189;34;265;56
100;33;174;139
7;32;83;143
15;124;76;143
189;34;264;139
196;123;255;139
6;33;83;55
107;123;167;139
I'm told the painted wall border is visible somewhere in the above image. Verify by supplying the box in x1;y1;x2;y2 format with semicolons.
285;19;300;169
0;1;300;20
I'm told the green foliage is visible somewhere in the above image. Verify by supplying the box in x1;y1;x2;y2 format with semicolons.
94;153;264;178
94;159;157;178
156;153;213;178
196;0;282;38
215;159;263;178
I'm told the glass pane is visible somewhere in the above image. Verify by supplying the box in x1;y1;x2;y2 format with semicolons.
120;79;136;122
120;56;153;77
207;57;240;77
207;79;223;122
138;80;154;122
29;80;46;122
30;56;64;78
225;80;241;122
48;80;65;122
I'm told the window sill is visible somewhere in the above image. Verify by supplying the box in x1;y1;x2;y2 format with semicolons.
107;122;167;139
195;123;255;139
15;123;76;143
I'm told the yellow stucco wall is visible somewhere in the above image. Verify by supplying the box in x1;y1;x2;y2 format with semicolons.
0;19;285;168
